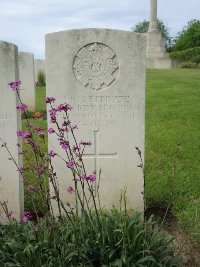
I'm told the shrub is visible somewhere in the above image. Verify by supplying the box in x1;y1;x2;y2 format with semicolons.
170;47;200;63
179;61;200;69
37;70;46;86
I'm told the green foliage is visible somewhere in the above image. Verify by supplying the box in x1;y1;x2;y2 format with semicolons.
170;47;200;63
0;211;181;266
37;70;46;86
179;61;200;69
172;20;200;52
132;19;171;47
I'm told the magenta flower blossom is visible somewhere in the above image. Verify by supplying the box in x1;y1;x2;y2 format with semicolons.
7;210;13;218
72;124;78;130
67;186;74;194
16;103;27;112
48;127;55;134
60;141;69;151
17;130;24;137
80;171;96;182
66;161;74;169
17;167;26;174
23;131;32;139
45;96;56;104
56;103;73;112
8;80;21;91
27;184;35;191
87;171;96;182
72;145;80;152
49;150;57;157
49;108;57;117
37;128;45;138
22;211;32;222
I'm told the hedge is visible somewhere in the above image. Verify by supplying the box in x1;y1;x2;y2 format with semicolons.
170;47;200;63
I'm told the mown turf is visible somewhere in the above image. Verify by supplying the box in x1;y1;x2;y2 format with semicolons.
24;70;200;245
146;69;200;245
36;86;46;112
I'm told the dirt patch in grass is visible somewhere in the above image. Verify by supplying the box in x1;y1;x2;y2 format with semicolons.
146;207;200;267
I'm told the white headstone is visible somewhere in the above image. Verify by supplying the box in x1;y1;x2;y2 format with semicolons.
19;52;36;111
0;41;24;222
46;29;146;212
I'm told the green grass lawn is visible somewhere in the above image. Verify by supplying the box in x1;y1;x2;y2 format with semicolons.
146;69;200;245
24;70;200;245
36;86;46;112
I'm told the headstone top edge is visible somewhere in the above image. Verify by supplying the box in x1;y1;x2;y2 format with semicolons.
45;28;145;39
0;40;17;49
19;51;34;57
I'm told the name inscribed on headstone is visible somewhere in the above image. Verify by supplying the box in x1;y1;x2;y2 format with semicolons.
68;95;136;127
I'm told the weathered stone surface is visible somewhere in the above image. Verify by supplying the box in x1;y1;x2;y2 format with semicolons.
19;52;36;111
0;41;24;222
46;29;146;212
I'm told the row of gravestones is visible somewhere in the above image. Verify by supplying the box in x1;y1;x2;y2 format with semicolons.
0;29;146;222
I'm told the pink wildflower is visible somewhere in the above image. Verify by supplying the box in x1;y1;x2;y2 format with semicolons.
80;171;96;182
45;97;56;104
18;167;26;174
72;124;78;130
8;80;21;91
66;161;74;169
22;211;32;222
37;128;45;138
17;130;24;137
16;103;27;112
49;150;57;157
48;127;55;134
67;186;74;194
7;210;13;218
27;184;35;191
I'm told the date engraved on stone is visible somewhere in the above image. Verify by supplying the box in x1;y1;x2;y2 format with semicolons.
73;43;119;90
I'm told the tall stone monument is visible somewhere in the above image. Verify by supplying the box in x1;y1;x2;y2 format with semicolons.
146;0;174;68
0;41;24;222
19;52;36;111
46;29;146;213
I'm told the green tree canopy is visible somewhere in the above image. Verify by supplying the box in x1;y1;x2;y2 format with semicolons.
172;19;200;51
132;19;171;47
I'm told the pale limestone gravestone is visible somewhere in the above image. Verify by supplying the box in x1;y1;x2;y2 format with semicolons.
146;0;175;68
0;41;24;222
18;52;36;111
34;59;46;82
46;29;146;212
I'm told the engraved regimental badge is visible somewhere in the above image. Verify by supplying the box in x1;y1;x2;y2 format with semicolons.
73;43;119;91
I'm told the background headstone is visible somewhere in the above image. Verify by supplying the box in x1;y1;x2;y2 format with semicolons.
19;52;36;111
34;59;46;82
0;41;24;222
46;29;146;212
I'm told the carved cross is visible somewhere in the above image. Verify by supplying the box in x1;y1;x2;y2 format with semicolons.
82;130;118;195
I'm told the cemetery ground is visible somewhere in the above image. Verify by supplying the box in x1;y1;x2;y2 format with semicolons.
22;69;200;265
